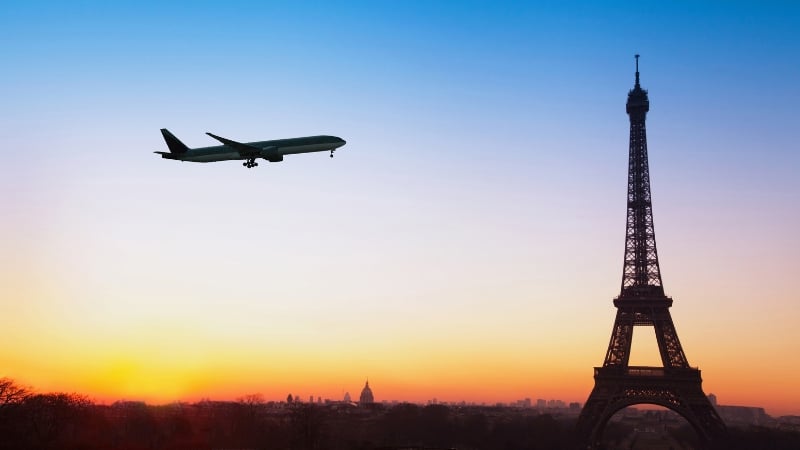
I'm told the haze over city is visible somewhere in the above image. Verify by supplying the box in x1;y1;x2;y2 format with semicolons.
1;0;798;420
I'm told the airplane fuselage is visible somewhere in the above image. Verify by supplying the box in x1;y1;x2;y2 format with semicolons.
159;135;346;163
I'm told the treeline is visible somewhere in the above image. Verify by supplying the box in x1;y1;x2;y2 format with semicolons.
2;378;799;449
0;377;576;449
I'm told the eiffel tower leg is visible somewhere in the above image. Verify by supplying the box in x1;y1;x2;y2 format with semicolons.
652;309;690;368
575;386;610;449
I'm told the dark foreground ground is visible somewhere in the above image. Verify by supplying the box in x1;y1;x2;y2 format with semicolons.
0;391;798;449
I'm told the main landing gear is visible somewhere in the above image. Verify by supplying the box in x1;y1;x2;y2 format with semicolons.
243;158;258;168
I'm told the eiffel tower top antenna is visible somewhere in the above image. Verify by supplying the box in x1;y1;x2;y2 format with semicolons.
635;54;640;87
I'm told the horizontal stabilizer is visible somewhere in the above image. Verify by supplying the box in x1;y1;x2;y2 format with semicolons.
206;132;262;157
154;151;180;160
160;129;189;154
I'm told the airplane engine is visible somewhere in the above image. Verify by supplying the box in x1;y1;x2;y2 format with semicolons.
261;147;283;162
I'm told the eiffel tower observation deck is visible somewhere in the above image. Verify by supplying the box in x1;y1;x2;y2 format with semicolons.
575;56;728;449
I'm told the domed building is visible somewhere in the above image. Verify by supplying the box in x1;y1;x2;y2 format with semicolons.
359;380;374;405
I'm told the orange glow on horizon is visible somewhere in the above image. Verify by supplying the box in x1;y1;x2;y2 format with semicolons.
3;270;799;417
3;317;798;417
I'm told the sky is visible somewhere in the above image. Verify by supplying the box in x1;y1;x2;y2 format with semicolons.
1;1;799;416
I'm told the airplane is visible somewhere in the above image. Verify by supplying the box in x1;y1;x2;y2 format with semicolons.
155;129;346;168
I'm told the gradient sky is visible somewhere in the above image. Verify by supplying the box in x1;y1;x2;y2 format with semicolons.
1;1;798;416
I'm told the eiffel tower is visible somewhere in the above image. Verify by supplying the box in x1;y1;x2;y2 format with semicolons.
575;56;728;449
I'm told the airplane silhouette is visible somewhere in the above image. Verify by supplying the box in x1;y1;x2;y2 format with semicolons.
155;129;346;168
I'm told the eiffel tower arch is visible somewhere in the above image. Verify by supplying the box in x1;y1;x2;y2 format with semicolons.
575;56;728;449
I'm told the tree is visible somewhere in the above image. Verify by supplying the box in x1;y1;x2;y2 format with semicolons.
239;393;265;406
23;392;92;449
0;378;32;449
291;403;327;450
234;393;267;445
0;377;30;410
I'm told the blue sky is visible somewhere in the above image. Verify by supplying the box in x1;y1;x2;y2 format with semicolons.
1;1;799;412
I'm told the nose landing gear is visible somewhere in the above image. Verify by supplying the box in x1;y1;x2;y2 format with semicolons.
330;149;335;158
243;158;258;168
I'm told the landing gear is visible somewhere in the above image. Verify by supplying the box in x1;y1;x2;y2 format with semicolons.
243;158;258;168
330;149;335;158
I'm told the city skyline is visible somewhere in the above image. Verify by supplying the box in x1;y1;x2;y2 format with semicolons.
1;1;798;418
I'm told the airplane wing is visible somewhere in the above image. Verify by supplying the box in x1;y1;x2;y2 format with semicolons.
206;132;262;158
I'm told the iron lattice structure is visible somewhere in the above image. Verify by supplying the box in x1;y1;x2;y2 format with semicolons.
621;61;663;297
575;56;728;450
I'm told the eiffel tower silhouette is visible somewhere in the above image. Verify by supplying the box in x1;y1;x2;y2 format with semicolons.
575;56;728;449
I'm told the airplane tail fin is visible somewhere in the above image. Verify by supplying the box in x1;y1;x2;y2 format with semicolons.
160;128;189;154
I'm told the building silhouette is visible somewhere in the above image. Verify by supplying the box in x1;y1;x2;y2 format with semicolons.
359;380;374;405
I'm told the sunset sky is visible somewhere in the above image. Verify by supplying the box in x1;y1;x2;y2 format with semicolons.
1;1;798;416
